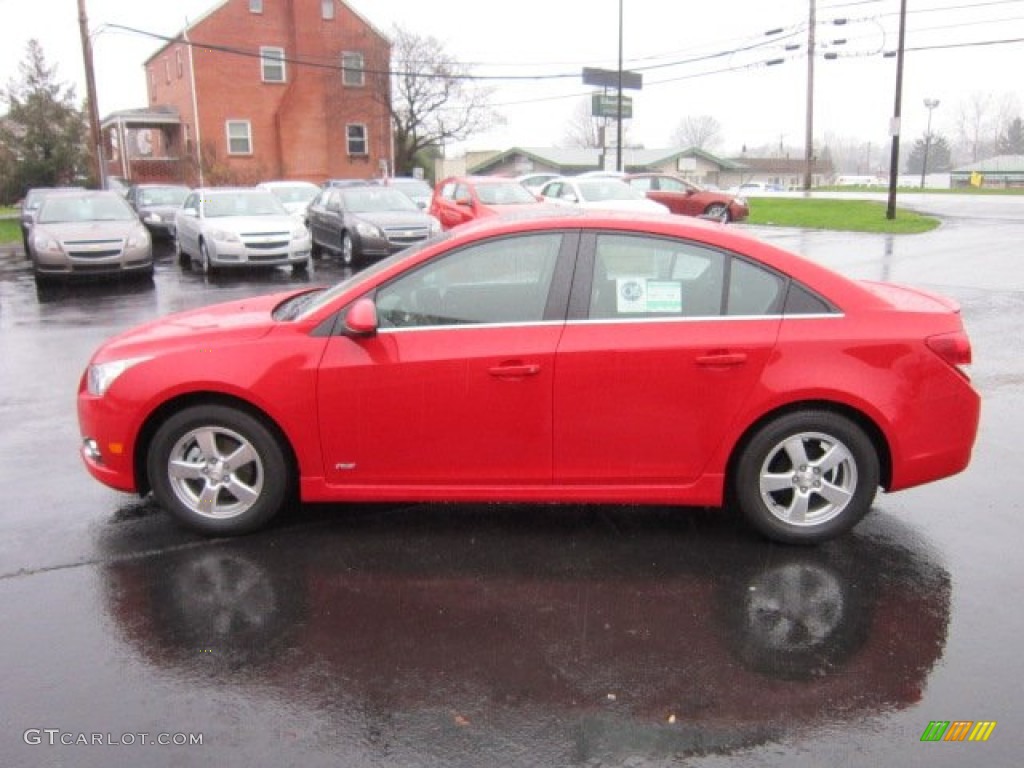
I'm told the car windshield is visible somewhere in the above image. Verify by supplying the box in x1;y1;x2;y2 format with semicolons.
138;186;190;206
267;184;319;204
203;191;287;218
577;180;645;202
38;194;134;223
475;182;537;205
390;179;432;197
342;187;418;213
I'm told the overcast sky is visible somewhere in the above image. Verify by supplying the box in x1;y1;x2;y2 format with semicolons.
3;0;1023;160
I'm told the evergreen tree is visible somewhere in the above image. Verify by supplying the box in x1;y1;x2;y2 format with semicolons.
905;133;952;174
996;117;1024;155
0;40;89;203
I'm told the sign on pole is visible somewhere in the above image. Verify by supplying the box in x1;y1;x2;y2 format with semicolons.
582;67;643;91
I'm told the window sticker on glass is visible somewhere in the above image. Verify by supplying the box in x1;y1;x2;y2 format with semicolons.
615;278;683;313
646;281;683;312
617;278;647;313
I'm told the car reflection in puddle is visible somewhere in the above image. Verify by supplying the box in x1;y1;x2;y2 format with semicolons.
98;504;949;760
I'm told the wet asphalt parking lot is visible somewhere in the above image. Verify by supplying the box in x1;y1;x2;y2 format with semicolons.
1;194;1022;767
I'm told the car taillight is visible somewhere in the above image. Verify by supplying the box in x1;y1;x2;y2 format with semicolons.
926;331;972;378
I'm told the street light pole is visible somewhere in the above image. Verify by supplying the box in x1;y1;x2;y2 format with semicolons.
920;98;940;189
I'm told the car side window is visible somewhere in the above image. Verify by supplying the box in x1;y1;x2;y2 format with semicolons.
183;192;199;211
590;234;726;319
727;258;785;315
660;177;687;192
376;233;563;328
440;182;456;201
630;177;653;192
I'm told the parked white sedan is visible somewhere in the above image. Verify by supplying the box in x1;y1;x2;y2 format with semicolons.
539;177;669;214
175;187;312;274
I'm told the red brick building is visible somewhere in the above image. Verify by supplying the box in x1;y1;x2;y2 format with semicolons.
104;0;392;186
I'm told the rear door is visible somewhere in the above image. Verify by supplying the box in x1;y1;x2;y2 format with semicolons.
554;232;784;485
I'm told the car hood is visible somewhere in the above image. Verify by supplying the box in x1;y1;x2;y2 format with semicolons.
137;205;182;218
354;210;436;227
36;220;142;239
92;290;304;362
193;215;297;233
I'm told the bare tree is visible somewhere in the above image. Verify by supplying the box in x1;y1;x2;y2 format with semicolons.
381;26;503;176
561;98;603;149
955;92;994;162
671;115;722;151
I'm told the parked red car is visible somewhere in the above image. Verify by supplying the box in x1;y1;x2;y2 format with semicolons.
429;175;554;229
78;211;979;543
625;173;750;221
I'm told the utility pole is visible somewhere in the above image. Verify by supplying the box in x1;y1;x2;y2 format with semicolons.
803;0;816;191
77;0;106;189
615;0;624;172
885;0;908;220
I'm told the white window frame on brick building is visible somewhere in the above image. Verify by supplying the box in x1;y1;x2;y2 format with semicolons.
341;51;365;87
322;0;335;20
260;47;286;83
346;124;368;156
249;0;263;13
226;120;253;155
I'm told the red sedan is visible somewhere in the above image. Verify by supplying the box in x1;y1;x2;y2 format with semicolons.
78;211;979;544
428;175;554;230
626;173;750;221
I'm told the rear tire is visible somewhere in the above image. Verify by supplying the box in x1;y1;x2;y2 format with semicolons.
732;410;879;544
148;405;290;536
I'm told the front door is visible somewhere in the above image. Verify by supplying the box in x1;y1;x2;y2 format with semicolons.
316;231;576;487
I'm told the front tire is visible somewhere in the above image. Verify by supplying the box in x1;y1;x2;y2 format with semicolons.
341;232;356;267
705;203;730;222
733;410;879;544
148;405;290;535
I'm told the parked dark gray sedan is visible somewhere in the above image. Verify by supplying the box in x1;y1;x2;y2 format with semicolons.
306;185;441;266
125;183;191;239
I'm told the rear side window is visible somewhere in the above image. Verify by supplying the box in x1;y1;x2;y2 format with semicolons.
727;258;785;316
589;234;726;318
587;234;787;319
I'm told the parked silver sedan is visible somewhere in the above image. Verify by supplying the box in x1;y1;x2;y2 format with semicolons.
174;187;312;274
29;190;153;283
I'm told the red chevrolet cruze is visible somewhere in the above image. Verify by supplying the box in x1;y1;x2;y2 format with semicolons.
78;211;980;543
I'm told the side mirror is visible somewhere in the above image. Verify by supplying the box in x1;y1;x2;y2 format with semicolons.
345;297;379;336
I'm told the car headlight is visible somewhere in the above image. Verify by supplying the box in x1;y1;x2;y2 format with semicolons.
428;216;442;234
126;226;151;248
735;197;747;206
291;225;308;240
32;233;61;253
354;220;382;238
209;228;241;243
87;356;152;396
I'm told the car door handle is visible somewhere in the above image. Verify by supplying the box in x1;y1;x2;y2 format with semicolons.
488;363;541;378
696;352;748;367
